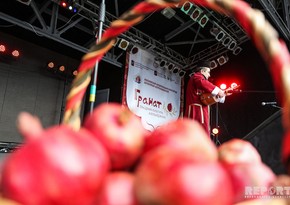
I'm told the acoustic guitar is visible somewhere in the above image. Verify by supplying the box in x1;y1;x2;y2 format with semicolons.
200;85;241;106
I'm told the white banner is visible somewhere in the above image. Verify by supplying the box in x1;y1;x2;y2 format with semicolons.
125;47;181;131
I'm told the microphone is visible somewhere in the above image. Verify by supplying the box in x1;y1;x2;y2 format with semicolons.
261;102;277;106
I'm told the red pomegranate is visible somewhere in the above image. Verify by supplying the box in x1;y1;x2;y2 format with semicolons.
1;125;110;205
143;118;218;162
223;162;276;203
95;171;139;205
84;103;147;170
218;138;262;164
135;147;233;205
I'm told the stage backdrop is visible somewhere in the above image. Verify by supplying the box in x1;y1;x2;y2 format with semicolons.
122;46;183;131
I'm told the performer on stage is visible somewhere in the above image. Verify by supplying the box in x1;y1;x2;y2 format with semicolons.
185;60;230;136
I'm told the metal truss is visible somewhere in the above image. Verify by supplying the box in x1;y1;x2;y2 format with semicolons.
256;0;290;43
0;0;289;70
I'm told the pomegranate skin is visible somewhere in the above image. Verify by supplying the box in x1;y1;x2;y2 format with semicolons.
218;138;262;164
95;172;139;205
84;103;147;170
1;126;110;205
135;147;234;205
143;118;218;162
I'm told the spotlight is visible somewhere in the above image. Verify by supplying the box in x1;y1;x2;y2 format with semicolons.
222;36;232;47
210;27;219;37
154;58;166;68
219;83;227;90
11;50;20;57
165;62;174;71
118;39;130;50
47;62;55;69
181;2;193;14
212;127;219;135
0;45;6;52
178;70;186;77
217;55;229;65
59;65;65;72
60;1;68;8
131;46;139;54
161;7;176;19
228;41;237;51
198;14;209;27
210;60;218;69
72;70;78;76
190;7;203;21
215;31;225;42
233;46;242;55
172;66;180;74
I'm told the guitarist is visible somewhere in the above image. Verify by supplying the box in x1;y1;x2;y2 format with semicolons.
185;60;231;137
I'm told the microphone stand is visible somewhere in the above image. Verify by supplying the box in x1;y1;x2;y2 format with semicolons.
89;0;106;113
271;104;282;109
213;103;221;145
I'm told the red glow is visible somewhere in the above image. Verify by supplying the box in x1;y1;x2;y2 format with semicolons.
47;62;54;69
220;83;227;90
0;45;6;52
231;82;238;88
61;1;67;7
12;50;20;57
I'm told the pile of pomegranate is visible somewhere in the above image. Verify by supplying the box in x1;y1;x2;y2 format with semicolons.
0;103;288;205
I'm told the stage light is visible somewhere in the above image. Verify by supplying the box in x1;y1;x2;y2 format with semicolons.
190;7;203;21
231;82;238;88
210;60;218;69
60;1;68;8
11;50;20;57
165;62;174;71
179;70;186;77
172;66;180;74
228;41;237;51
212;127;219;135
181;2;193;14
131;46;139;54
73;70;78;76
0;45;6;52
118;39;130;50
210;27;219;36
220;84;227;90
222;36;232;47
59;65;65;72
161;7;176;19
154;58;166;68
217;55;229;65
233;46;242;55
215;30;225;42
47;62;55;69
198;14;209;27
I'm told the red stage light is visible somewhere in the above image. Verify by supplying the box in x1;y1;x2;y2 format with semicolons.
231;82;238;88
47;62;55;69
0;45;6;52
12;50;20;57
72;70;78;76
59;65;65;72
60;1;67;8
220;83;227;90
